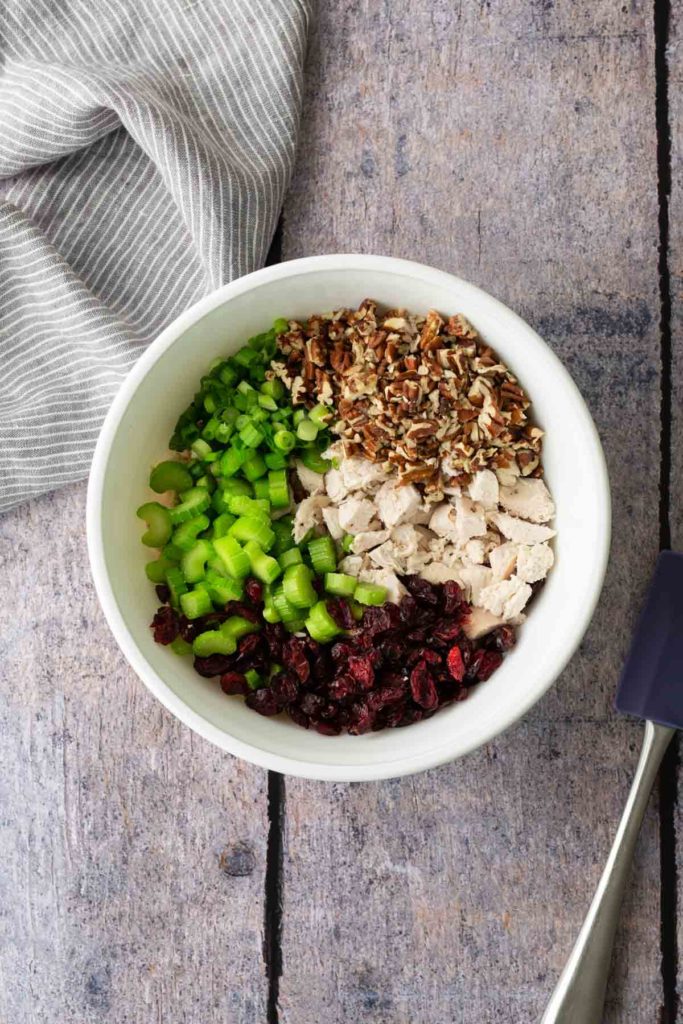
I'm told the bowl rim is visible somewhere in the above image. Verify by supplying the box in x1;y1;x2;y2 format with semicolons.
87;253;612;781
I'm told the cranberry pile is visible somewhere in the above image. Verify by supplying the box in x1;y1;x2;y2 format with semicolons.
150;576;515;736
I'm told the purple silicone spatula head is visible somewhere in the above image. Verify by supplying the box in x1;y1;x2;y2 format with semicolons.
615;550;683;728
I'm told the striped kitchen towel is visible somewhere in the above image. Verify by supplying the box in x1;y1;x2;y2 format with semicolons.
0;0;310;513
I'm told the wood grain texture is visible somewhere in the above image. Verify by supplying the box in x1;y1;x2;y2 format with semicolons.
280;2;664;1021
0;484;269;1023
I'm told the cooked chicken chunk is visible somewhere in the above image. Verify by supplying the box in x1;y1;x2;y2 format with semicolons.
358;568;407;604
480;576;532;620
515;542;554;583
321;505;344;540
337;497;377;534
467;469;499;510
499;478;555;524
293;495;330;543
463;606;506;640
454;494;487;544
488;542;519;580
295;460;325;496
489;511;556;545
375;479;422;529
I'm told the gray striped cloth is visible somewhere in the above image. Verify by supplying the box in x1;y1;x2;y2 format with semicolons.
0;0;310;513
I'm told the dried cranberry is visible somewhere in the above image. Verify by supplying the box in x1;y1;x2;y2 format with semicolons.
328;675;356;701
319;702;339;721
490;626;516;652
300;692;326;717
420;648;442;666
379;638;405;664
432;619;462;645
193;654;234;678
234;633;262;664
224;601;260;623
407;627;427;643
475;651;503;681
263;622;286;660
244;578;263;605
315;720;341;736
447;645;466;682
404;575;438;605
246;688;280;716
368;685;405;710
288;705;310;729
282;638;311;683
399;594;419;623
409;660;438;710
271;672;299;706
150;606;179;645
441;580;464;615
179;615;199;643
330;641;354;663
155;584;171;605
347;655;375;691
220;672;249;695
347;700;373;735
358;606;393;635
399;707;424;727
327;598;356;630
383;703;407;727
311;651;333;683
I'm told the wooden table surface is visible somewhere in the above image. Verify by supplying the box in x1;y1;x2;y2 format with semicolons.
1;2;681;1022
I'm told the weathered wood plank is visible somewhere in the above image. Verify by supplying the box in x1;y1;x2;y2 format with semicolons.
667;0;683;1008
0;484;269;1023
280;2;663;1021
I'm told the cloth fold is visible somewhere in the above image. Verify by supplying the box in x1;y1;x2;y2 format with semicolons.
0;0;310;513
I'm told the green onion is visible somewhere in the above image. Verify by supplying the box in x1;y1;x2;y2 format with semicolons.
307;536;337;574
214;422;234;444
203;394;217;413
181;539;213;584
283;564;317;608
242;453;268;480
229;516;275;550
341;533;355;554
173;514;210;552
296;418;318;442
234;347;259;369
239;422;264;448
293;409;306;426
274;429;296;452
268;469;290;509
305;601;341;643
258;393;278;412
324;572;357;598
165;567;188;606
180;587;213;620
308;403;332;428
243;540;282;585
300;448;331;474
201;416;220;441
278;547;303;569
167;487;211;525
265;451;289;470
354;582;388;606
191;438;212;459
261;378;285;400
213;535;251;579
136;502;173;547
273;318;289;335
149;460;193;494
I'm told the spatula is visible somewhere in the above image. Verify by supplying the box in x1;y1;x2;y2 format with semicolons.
541;550;683;1023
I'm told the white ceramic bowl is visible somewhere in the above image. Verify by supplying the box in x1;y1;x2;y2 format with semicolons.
87;254;610;781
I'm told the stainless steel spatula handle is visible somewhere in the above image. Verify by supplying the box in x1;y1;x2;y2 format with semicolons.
541;720;675;1024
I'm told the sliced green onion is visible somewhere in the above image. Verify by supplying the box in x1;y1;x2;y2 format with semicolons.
149;460;193;494
341;533;355;554
191;439;212;459
167;488;211;525
324;573;357;598
283;564;317;608
243;540;282;585
268;469;290;509
137;502;172;547
272;317;289;335
257;393;278;412
293;409;306;426
219;446;247;477
213;535;251;579
274;429;296;452
214;422;234;444
229;516;275;551
181;539;213;584
234;347;259;369
354;582;388;606
307;536;337;574
309;403;332;428
278;547;303;569
180;587;213;620
305;601;342;643
300;448;331;474
261;378;285;400
173;514;210;552
296;418;318;442
239;422;264;448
